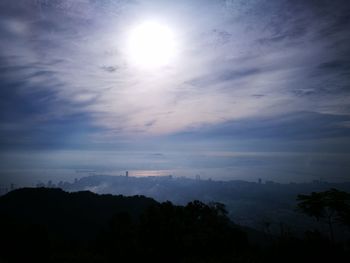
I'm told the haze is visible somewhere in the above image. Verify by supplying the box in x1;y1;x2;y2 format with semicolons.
1;0;350;186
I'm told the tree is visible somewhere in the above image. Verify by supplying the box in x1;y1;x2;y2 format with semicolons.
297;188;350;242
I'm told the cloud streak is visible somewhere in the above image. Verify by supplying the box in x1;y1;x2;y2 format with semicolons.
1;0;349;138
0;0;350;183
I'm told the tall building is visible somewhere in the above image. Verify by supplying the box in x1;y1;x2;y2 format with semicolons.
126;171;129;177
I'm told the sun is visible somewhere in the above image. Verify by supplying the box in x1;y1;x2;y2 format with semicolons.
126;21;177;69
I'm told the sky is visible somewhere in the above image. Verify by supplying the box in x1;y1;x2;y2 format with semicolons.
1;0;350;185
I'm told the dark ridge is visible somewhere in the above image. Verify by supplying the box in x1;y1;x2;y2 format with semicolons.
1;187;349;263
0;187;158;241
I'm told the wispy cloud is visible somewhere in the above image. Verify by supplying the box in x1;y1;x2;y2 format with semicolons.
0;0;350;140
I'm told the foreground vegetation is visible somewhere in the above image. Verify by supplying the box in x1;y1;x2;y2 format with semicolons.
0;188;349;262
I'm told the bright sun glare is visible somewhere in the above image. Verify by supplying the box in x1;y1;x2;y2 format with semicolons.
126;21;176;69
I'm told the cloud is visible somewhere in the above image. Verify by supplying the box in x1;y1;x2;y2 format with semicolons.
0;0;350;140
101;65;119;73
179;111;350;141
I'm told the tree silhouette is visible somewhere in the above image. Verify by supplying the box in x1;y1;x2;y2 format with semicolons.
2;187;350;262
297;188;350;242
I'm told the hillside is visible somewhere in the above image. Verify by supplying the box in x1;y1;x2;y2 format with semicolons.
0;188;247;263
0;187;157;241
0;187;349;263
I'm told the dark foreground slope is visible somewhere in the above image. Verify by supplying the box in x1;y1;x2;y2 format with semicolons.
0;187;157;241
0;188;349;263
0;188;247;263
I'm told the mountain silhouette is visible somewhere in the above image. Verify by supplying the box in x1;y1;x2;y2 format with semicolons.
0;188;248;263
0;187;157;240
1;187;349;263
